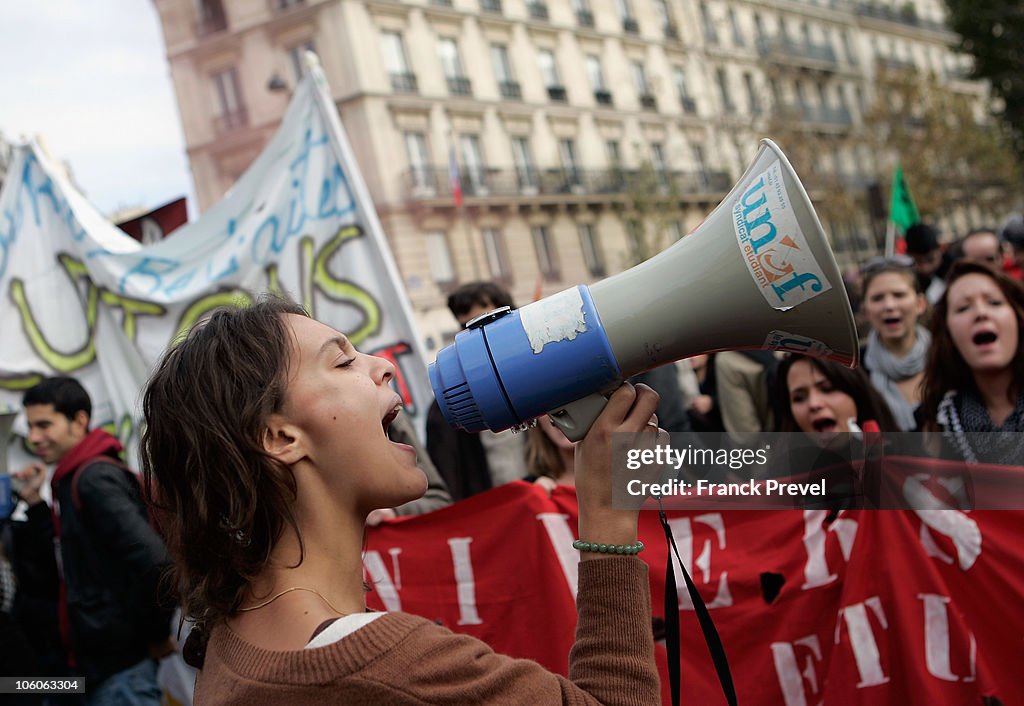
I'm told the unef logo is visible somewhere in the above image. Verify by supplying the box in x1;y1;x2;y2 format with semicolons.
733;163;830;310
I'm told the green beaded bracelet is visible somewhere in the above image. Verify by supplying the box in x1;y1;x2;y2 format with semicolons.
572;539;645;555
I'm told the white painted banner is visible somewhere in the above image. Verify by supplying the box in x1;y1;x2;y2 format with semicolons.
0;56;432;476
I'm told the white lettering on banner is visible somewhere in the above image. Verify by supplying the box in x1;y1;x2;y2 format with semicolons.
363;550;402;612
536;513;580;599
389;548;403;590
801;509;857;590
667;514;732;610
918;593;977;683
770;635;823;706
835;596;890;687
447;538;483;626
905;476;981;571
732;159;831;311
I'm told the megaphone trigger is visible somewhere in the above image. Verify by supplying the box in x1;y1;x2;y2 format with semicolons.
548;392;613;442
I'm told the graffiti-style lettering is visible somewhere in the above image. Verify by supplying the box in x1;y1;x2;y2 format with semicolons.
371;342;417;414
314;226;380;345
174;290;254;342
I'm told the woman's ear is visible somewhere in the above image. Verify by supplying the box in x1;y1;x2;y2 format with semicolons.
262;414;305;465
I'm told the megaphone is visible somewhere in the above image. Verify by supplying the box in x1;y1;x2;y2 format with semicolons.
430;139;858;441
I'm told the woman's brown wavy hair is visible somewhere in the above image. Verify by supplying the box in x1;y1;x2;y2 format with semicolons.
141;296;307;628
919;260;1024;429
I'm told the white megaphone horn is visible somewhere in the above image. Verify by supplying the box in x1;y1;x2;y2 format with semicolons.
430;139;859;440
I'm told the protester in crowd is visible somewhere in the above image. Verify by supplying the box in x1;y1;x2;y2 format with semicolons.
524;414;576;492
1000;215;1024;280
716;350;781;447
919;261;1024;465
957;228;1002;271
859;255;930;431
11;377;173;705
905;222;948;304
684;354;724;433
776;355;898;450
426;281;529;501
140;297;661;704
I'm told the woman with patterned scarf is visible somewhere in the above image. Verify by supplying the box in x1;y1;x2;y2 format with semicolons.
919;261;1024;466
860;255;930;431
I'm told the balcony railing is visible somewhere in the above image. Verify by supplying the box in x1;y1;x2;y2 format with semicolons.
622;17;640;34
594;89;613;106
547;85;567;102
576;9;595;27
757;35;838;68
499;80;522;99
527;2;549;20
430;0;453;6
778;102;853;126
390;72;418;93
640;94;657;110
404;166;733;202
447;76;473;96
855;2;949;33
876;56;917;72
215;108;249;133
480;0;502;14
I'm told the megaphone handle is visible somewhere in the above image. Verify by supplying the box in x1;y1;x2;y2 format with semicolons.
548;393;610;442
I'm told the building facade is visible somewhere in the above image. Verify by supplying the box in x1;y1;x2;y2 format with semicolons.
153;0;996;353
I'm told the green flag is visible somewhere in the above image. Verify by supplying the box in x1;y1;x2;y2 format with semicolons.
889;165;920;231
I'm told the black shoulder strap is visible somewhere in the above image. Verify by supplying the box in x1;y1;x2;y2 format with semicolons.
69;455;136;514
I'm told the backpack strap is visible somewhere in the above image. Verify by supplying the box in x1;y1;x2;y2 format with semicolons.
69;455;135;514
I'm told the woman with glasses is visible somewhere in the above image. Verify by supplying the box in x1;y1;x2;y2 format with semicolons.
919;261;1024;465
859;255;930;431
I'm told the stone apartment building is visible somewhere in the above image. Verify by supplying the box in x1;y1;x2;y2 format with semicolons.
152;0;990;353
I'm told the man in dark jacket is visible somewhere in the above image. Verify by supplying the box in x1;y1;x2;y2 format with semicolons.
13;377;172;705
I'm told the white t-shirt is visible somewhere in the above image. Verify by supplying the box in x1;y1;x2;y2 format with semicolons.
305;612;385;648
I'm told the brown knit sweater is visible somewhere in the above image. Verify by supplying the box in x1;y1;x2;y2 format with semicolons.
196;556;658;705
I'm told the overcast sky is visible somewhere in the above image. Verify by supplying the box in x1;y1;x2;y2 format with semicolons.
0;0;194;218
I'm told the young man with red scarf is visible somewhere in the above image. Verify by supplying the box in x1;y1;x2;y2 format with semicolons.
12;377;173;705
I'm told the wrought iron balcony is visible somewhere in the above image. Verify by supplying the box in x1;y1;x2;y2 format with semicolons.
403;166;734;203
547;85;567;102
480;0;502;14
576;9;595;27
855;2;949;33
447;76;473;96
594;89;613;106
430;0;453;6
390;72;419;93
876;56;917;72
680;96;697;114
757;35;838;68
527;2;549;20
499;80;522;100
640;94;657;110
622;17;640;34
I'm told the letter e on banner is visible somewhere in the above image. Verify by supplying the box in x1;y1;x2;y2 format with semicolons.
667;513;732;610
